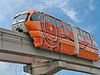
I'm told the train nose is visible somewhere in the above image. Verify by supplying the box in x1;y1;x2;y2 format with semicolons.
12;22;28;33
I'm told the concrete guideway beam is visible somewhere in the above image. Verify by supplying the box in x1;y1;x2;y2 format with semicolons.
24;61;100;75
0;28;100;68
0;28;100;75
0;52;100;75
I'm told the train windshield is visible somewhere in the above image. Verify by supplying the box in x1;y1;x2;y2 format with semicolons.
12;13;29;24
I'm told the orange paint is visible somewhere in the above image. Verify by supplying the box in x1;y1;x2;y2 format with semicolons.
12;10;98;61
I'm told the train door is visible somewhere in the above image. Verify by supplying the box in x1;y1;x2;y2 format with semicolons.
62;22;74;41
29;12;44;47
80;30;91;45
29;12;41;31
60;22;75;55
56;19;62;37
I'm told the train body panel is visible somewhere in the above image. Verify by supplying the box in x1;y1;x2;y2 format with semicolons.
12;10;98;61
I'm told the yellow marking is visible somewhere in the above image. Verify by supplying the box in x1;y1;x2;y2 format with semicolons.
50;27;52;31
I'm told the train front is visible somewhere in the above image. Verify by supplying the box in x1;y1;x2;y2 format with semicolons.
12;10;33;33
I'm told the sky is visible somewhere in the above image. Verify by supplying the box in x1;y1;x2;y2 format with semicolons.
0;0;100;75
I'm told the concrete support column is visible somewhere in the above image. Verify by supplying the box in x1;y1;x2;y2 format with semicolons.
24;61;100;75
24;61;62;75
31;61;61;75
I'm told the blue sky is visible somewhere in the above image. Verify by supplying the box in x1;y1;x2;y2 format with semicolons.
0;0;100;75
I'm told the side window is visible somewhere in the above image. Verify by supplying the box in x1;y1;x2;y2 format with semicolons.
45;15;50;23
92;38;97;47
83;31;90;39
83;31;87;38
76;28;80;34
50;17;56;25
63;22;67;29
77;29;84;41
67;24;72;31
30;13;40;21
90;35;94;39
90;35;97;47
56;20;62;28
63;22;72;31
38;13;44;21
80;30;84;36
86;33;90;39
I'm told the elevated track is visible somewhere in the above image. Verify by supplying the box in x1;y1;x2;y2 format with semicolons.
0;28;100;75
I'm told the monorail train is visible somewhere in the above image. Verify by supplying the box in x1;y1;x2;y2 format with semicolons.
12;10;98;61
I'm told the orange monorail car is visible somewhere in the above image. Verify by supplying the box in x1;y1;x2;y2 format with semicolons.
12;10;98;61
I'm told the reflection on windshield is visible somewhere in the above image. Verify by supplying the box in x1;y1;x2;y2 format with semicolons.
12;13;29;24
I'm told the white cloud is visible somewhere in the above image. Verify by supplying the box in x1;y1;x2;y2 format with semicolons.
42;0;82;23
61;8;82;23
89;0;96;11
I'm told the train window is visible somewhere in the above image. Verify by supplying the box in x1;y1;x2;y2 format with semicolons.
80;30;84;36
80;30;90;39
76;28;80;34
92;39;97;47
56;20;62;28
38;13;44;21
30;13;40;21
90;35;94;39
45;15;50;23
86;33;90;39
90;35;97;47
81;36;84;41
13;13;29;24
50;17;56;25
63;22;67;29
78;35;84;41
67;24;72;31
83;31;87;38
